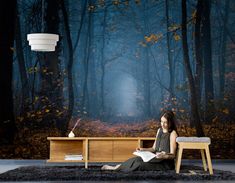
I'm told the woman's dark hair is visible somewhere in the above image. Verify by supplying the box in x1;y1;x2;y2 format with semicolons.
160;110;177;133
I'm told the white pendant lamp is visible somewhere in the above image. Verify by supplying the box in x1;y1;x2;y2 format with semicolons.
27;33;59;52
27;0;59;52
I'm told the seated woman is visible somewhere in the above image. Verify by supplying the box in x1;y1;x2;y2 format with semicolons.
101;110;178;171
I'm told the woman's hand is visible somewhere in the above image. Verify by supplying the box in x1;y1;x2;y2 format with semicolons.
155;151;166;159
136;147;143;151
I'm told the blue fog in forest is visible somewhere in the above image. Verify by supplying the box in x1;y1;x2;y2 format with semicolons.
11;0;235;123
109;73;138;117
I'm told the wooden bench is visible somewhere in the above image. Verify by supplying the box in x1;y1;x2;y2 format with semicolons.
175;137;213;175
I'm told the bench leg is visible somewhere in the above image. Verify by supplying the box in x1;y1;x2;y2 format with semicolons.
200;149;207;171
205;146;213;175
175;147;183;173
175;148;179;170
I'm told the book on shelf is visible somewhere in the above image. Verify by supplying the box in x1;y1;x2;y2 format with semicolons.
133;150;156;162
64;154;83;160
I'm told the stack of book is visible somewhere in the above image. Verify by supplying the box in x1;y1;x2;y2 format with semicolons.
64;154;83;160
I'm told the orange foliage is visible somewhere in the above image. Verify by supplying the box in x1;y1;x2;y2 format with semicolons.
69;119;159;137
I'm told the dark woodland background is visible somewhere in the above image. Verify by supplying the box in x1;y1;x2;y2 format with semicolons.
0;0;234;159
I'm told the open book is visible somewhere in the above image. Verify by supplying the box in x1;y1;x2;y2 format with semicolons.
133;150;156;162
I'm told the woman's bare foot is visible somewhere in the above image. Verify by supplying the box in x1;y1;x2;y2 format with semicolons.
101;164;121;170
101;165;115;170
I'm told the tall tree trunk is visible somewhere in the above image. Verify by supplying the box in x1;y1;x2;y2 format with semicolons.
194;0;203;106
143;3;151;117
88;11;98;118
100;7;107;118
38;0;64;131
143;47;151;117
71;0;87;116
181;0;204;136
165;0;175;101
201;0;215;122
219;0;230;99
73;0;88;52
15;3;30;114
61;0;74;134
81;9;91;117
0;0;16;144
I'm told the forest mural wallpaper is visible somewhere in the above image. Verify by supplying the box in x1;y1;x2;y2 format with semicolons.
0;0;234;159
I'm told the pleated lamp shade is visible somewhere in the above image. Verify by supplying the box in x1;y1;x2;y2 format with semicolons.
27;33;59;52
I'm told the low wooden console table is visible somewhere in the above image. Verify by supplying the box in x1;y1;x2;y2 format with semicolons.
47;137;155;168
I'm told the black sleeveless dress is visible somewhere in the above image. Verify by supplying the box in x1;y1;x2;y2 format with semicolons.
116;128;175;171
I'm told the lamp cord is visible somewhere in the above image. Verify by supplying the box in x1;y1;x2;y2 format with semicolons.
41;0;44;32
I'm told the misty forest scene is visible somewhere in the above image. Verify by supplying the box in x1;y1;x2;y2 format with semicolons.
0;0;234;159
